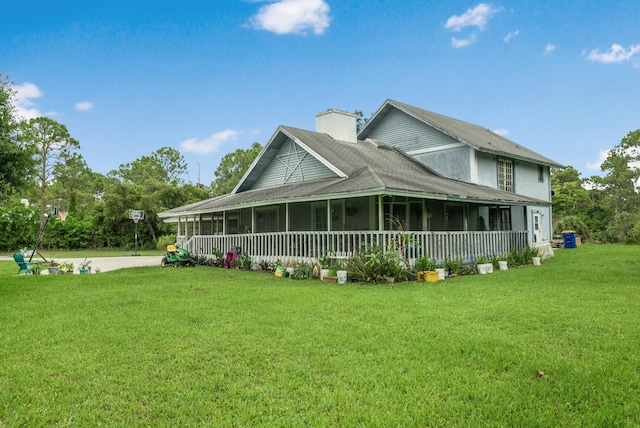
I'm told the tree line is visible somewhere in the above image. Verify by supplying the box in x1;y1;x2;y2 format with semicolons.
2;72;640;251
0;73;260;252
551;129;640;243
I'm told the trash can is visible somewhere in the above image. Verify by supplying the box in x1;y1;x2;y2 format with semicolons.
562;230;576;249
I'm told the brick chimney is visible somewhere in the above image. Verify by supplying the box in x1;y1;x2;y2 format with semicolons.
315;109;357;143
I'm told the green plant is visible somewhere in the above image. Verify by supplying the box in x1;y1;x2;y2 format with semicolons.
522;246;539;265
30;264;44;275
156;235;176;251
461;264;476;275
240;252;251;270
445;257;462;276
78;258;91;270
62;262;74;273
414;255;435;272
292;261;313;280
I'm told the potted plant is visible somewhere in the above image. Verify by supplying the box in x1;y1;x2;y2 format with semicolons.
47;260;60;275
318;251;334;280
62;262;74;274
78;258;92;274
323;267;338;283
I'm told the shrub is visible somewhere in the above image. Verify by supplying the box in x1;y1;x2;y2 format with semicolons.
156;235;176;251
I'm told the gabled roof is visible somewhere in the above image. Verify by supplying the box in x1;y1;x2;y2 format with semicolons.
359;99;564;168
160;126;549;218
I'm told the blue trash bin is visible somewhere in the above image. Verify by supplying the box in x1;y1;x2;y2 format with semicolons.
562;230;576;249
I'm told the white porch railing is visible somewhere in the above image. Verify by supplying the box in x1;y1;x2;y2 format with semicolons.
181;231;529;264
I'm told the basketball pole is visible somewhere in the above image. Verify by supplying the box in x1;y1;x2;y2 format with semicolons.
133;218;140;256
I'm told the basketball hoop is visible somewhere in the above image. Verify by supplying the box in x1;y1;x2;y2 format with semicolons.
129;210;144;224
129;209;145;256
58;211;68;222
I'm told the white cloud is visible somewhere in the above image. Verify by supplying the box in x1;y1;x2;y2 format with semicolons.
544;43;556;54
586;43;640;63
12;82;43;120
492;128;509;136
250;0;331;35
75;101;94;111
180;129;243;155
445;3;500;32
503;30;519;43
451;35;476;48
586;149;609;170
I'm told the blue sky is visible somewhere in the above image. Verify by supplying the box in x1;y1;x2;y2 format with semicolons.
3;1;639;186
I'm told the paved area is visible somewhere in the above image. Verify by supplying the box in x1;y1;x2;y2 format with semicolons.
1;255;163;274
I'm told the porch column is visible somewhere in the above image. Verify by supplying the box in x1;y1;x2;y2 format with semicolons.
326;200;331;231
177;216;182;237
286;203;290;232
251;206;255;233
223;211;226;235
378;195;384;231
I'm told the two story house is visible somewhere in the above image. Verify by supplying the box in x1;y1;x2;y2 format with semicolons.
159;99;563;263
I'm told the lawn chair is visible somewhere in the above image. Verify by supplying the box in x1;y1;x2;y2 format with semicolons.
13;253;31;275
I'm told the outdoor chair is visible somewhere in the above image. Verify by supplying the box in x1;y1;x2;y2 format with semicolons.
13;253;31;275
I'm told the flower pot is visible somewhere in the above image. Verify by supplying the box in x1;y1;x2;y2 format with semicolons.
320;268;330;280
322;276;337;283
79;268;89;275
47;266;60;275
498;261;508;271
478;263;493;274
532;257;541;266
435;268;446;281
336;270;347;284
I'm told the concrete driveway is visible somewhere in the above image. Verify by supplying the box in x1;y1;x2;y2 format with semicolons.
2;255;163;274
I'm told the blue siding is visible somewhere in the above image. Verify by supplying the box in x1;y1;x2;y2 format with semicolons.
366;109;459;151
253;138;336;189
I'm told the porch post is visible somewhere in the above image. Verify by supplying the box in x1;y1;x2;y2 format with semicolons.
177;216;182;237
222;211;226;235
251;206;255;233
326;200;331;231
378;195;384;231
286;203;290;232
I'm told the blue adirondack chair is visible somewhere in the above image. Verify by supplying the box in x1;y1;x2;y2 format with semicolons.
13;253;31;275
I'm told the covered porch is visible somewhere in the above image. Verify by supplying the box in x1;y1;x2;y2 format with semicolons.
166;195;531;264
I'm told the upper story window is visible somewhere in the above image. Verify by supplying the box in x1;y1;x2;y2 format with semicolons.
538;165;545;183
498;159;513;192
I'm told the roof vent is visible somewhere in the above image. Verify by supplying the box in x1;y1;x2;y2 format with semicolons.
315;109;357;143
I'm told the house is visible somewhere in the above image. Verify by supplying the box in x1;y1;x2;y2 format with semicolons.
159;99;563;263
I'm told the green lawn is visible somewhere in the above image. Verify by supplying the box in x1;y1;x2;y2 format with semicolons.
1;245;639;426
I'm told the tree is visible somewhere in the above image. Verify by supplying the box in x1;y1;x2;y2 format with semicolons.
551;166;592;218
596;129;640;215
19;117;80;228
0;73;34;202
211;142;262;196
111;147;187;186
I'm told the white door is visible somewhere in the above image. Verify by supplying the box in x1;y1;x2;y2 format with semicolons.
533;213;542;243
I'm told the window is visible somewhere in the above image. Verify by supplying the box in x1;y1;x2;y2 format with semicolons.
498;159;513;192
538;165;545;183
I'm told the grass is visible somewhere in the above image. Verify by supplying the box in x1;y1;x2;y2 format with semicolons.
1;245;639;426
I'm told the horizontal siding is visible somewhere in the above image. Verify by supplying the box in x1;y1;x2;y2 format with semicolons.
367;109;459;152
253;138;336;189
